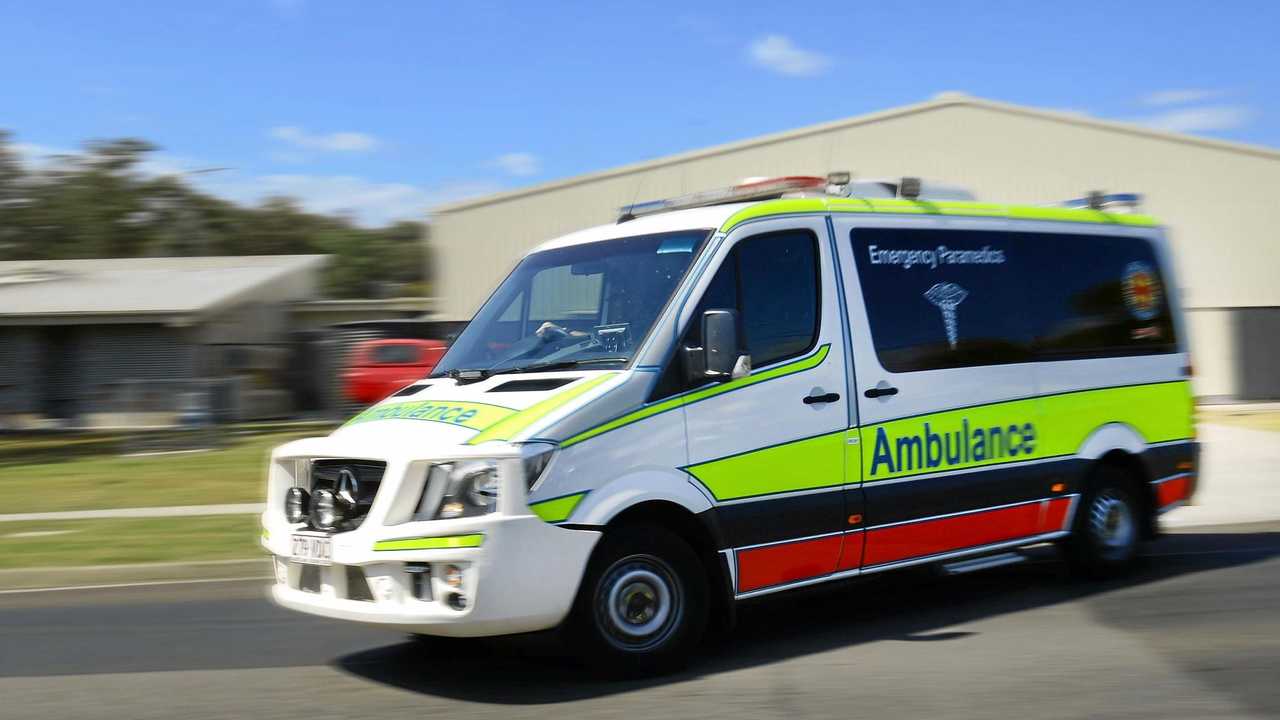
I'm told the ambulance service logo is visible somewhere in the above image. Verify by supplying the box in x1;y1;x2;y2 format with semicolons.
924;282;969;349
1122;261;1162;321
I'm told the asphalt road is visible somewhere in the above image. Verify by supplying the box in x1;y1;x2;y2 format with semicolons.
2;523;1277;720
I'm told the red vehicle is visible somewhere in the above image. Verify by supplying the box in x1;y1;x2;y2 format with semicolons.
342;339;448;405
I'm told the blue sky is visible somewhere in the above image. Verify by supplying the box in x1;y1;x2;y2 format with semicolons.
3;0;1276;225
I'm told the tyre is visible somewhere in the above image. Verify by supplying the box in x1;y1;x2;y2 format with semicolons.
568;525;708;676
1067;464;1143;577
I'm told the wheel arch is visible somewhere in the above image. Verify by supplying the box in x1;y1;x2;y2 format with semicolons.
597;498;735;633
1076;423;1158;538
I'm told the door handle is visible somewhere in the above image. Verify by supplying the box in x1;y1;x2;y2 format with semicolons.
803;392;841;405
863;385;899;398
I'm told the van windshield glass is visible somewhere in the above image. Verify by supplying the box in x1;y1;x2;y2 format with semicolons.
433;230;710;377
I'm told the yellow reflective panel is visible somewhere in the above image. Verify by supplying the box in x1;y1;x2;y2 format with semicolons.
345;400;516;432
372;533;486;551
684;429;846;501
718;198;1159;233
529;491;588;523
467;373;619;445
860;380;1193;482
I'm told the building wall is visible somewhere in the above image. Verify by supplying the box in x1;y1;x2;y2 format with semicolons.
0;328;40;415
432;99;1280;399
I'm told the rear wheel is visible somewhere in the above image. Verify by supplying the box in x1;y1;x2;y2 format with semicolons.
1067;464;1143;576
568;526;708;676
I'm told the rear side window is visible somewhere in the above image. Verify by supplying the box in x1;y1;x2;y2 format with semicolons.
852;228;1033;372
1023;234;1177;359
851;228;1177;372
692;230;820;368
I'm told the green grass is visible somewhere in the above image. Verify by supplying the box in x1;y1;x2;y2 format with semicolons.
4;428;329;514
1198;409;1280;433
0;515;264;569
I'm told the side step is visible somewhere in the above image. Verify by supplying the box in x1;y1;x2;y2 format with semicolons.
941;552;1026;576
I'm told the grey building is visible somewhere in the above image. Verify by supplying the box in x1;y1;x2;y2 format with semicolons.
430;93;1280;401
0;255;327;427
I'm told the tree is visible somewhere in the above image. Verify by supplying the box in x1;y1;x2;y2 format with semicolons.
0;130;431;298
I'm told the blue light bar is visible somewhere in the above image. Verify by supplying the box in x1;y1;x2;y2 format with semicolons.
1060;192;1143;210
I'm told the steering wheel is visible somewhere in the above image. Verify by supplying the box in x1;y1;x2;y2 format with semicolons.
487;323;599;369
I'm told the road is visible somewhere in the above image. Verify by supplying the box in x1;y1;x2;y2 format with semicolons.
0;522;1277;720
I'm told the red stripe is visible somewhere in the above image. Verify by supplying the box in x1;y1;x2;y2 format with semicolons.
1042;496;1072;531
1156;475;1191;507
737;535;842;592
863;499;1072;567
836;531;865;571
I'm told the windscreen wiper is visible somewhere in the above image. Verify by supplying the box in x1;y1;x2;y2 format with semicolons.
487;357;630;376
447;357;628;382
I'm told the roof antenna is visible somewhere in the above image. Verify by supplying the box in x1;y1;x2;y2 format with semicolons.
1086;190;1105;210
619;173;647;223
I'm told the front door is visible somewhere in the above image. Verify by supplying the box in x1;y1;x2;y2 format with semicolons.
835;218;1049;571
676;216;857;595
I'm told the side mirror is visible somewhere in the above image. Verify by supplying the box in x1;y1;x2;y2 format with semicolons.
684;309;750;384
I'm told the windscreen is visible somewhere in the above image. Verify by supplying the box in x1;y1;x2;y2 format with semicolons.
433;229;710;377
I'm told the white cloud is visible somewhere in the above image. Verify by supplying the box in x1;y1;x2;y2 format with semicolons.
198;173;500;226
490;152;539;177
1133;105;1255;133
1140;88;1223;107
9;140;498;225
748;35;830;77
269;125;379;153
11;142;77;166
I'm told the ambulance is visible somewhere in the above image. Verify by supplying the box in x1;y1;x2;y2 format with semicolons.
262;175;1198;673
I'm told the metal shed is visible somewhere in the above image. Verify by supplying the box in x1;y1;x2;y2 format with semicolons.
0;254;327;426
430;93;1280;401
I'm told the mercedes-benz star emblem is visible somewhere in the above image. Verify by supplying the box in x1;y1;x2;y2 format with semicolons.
336;467;359;506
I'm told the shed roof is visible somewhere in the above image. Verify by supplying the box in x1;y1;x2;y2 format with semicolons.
0;255;328;324
432;93;1280;215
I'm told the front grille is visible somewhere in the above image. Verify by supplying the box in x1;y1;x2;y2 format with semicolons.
299;564;321;593
345;565;374;602
305;459;386;531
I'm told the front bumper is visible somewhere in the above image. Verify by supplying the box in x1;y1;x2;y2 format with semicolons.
265;514;601;637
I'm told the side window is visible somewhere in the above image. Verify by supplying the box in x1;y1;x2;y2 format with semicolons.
736;231;820;366
665;229;819;395
691;229;819;363
1024;234;1177;359
852;228;1032;372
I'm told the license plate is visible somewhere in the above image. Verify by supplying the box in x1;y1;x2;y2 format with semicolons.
291;534;332;565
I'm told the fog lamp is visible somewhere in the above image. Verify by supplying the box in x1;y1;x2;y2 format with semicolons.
443;564;464;589
310;488;341;531
285;487;309;523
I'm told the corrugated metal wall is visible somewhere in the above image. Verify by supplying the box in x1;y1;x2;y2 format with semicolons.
76;325;198;416
0;328;39;415
431;99;1280;399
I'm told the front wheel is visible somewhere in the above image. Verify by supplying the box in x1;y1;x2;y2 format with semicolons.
1067;465;1142;577
568;526;708;676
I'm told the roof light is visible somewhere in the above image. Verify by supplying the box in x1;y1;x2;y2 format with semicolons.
899;177;922;200
1060;192;1143;212
618;176;827;221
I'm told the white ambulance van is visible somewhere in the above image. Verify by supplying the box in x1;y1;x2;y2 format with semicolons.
263;176;1197;673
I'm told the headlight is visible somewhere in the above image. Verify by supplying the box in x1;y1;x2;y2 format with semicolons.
310;488;341;531
285;487;309;524
418;460;499;520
